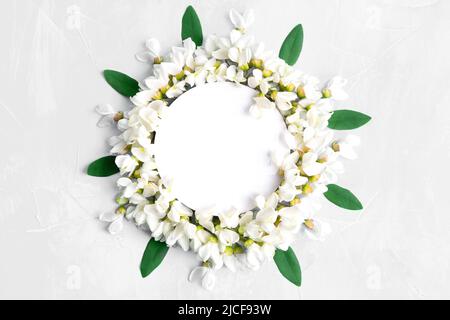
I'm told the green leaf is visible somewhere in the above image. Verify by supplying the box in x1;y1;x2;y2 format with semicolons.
328;110;372;130
103;70;139;97
274;247;302;287
140;239;170;278
279;24;304;66
182;5;203;47
87;156;119;177
324;184;363;211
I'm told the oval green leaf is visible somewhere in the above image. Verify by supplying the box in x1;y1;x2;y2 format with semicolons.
182;6;203;47
274;247;302;287
328;110;372;130
103;70;140;97
140;239;170;278
87;156;119;177
279;24;304;66
325;184;363;211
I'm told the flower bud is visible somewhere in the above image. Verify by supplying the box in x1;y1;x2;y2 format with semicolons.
262;69;273;78
244;239;254;248
153;56;162;65
304;219;315;230
113;112;124;122
116;207;126;215
224;246;234;256
116;197;129;206
274;216;282;227
284;83;296;92
332;142;340;152
233;246;244;255
322;88;332;99
208;236;218;244
306;103;315;111
302;184;313;195
183;66;194;73
175;71;185;81
290;198;301;206
270;90;278;101
160;85;171;95
297;86;306;99
240;64;250;71
133;169;141;179
250;59;263;69
152;91;163;101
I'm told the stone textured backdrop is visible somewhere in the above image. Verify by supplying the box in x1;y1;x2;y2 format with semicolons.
0;0;449;299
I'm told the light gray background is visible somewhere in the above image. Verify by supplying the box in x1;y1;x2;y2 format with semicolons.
0;0;449;300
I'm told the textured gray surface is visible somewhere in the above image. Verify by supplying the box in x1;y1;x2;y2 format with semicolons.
0;0;449;300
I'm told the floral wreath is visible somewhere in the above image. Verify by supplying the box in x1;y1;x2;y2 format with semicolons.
88;6;371;290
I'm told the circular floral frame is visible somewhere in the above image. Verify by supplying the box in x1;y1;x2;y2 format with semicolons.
88;6;371;290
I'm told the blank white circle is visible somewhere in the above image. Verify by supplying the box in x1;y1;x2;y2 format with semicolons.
154;82;288;212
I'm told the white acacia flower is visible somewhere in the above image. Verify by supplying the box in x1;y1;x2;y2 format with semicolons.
198;240;223;269
213;30;253;67
189;267;216;291
115;155;138;176
239;211;254;231
140;161;159;183
245;244;274;271
206;62;228;83
190;228;212;252
248;69;272;95
130;202;149;226
121;125;150;146
166;220;196;251
255;193;279;211
128;100;168;133
96;104;123;128
278;183;299;202
131;142;155;163
278;206;303;233
274;91;298;111
225;65;246;83
249;96;275;118
302;218;332;242
155;180;176;214
218;208;240;229
229;9;255;32
262;227;295;251
166;80;187;99
217;229;240;246
108;136;128;155
320;148;344;184
335;135;360;160
136;38;162;63
145;204;168;234
255;207;278;234
252;42;274;62
168;201;193;223
298;75;322;101
99;211;124;235
130;89;157;108
324;76;349;100
195;207;218;233
223;254;238;272
301;152;326;177
117;177;140;198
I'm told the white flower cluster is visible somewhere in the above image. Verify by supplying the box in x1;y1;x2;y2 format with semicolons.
98;9;360;290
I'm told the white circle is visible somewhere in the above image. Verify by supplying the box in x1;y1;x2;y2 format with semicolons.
154;82;288;212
